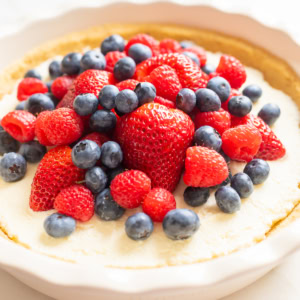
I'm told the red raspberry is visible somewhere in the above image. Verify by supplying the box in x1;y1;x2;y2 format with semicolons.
216;55;246;89
154;96;176;108
142;188;176;222
57;81;76;109
194;108;231;135
105;51;126;73
180;46;207;66
159;39;181;54
35;111;53;146
1;110;36;142
115;79;140;91
110;170;151;209
222;125;262;162
54;185;94;222
125;33;160;56
17;78;48;101
30;146;85;211
222;89;241;111
51;75;75;100
183;146;229;187
81;132;109;147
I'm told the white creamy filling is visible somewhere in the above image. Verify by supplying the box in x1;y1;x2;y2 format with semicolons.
0;53;299;268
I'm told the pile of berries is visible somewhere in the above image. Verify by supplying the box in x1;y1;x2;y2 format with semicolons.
0;33;285;241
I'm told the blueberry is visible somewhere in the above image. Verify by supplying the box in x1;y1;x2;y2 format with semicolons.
46;81;53;92
44;213;76;238
0;152;27;182
113;57;136;81
228;96;252;117
180;40;194;49
15;101;27;110
243;159;270;185
207;76;231;103
27;93;55;116
242;84;262;103
101;34;125;55
219;149;230;164
114;107;125;117
125;212;153;241
107;166;125;185
89;110;117;133
98;85;119;110
258;103;280;126
163;209;200;240
0;126;19;155
100;141;123;169
128;43;152;64
176;88;196;114
46;92;60;107
184;187;210;207
115;89;139;114
24;69;42;80
230;173;253;198
201;64;216;75
71;140;101;169
85;166;107;194
49;60;63;79
95;188;125;221
182;51;200;66
61;52;82;75
215;186;241;214
80;50;106;71
194;125;222;151
196;88;221;112
73;93;98;116
134;82;156;106
19;141;47;163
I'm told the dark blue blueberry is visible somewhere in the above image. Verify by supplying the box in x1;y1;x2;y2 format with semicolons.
176;88;196;114
180;40;194;49
134;82;156;106
15;101;27;110
0;126;20;155
0;152;27;182
71;140;101;169
243;159;270;185
215;186;241;213
219;149;230;164
182;51;200;66
242;84;262;103
95;188;125;221
114;107;125;117
80;50;106;71
207;76;231;103
115;89;139;114
61;52;82;75
98;85;119;110
19;141;47;163
196;88;221;112
228;95;252;117
44;213;76;238
128;43;152;64
101;34;125;55
125;212;153;241
258;103;280;126
201;64;216;75
113;57;136;81
183;187;210;207
85;166;107;194
89;110;117;133
107;166;125;185
100;141;123;169
27;93;55;116
73;93;98;116
230;172;253;198
49;60;63;79
24;69;42;80
46;81;53;93
46;92;60;106
163;209;200;240
194;125;222;151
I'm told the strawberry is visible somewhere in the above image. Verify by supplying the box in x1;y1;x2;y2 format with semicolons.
54;185;94;222
115;79;140;91
81;132;109;147
183;146;228;187
17;78;48;101
125;33;160;56
216;55;246;89
105;51;126;72
115;103;194;191
222;88;241;111
142;188;176;222
154;96;176;108
35;111;53;146
51;75;75;100
180;46;207;66
159;39;181;54
57;81;76;109
29;146;85;211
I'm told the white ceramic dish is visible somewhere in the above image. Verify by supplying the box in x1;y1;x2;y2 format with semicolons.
0;1;300;300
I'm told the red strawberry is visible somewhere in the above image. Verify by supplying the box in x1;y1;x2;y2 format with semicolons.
159;39;181;54
180;46;207;66
125;33;160;56
35;111;53;146
110;170;151;209
51;75;75;100
54;185;94;222
222;88;241;111
105;51;126;72
208;71;219;80
183;146;228;187
154;96;176;108
57;81;76;109
222;125;262;162
81;132;109;147
1;110;36;142
142;188;176;222
115;79;139;91
216;55;246;89
115;103;194;191
29;146;85;211
17;78;48;101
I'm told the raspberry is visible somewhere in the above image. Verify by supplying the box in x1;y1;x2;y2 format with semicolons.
17;78;48;101
105;51;126;73
57;81;76;109
81;132;109;147
54;185;94;222
125;33;160;56
180;46;207;66
159;39;181;54
222;89;241;111
110;170;151;209
115;79;139;91
35;111;53;146
154;96;176;108
183;146;229;187
222;125;262;162
51;75;75;100
1;111;36;142
142;188;176;222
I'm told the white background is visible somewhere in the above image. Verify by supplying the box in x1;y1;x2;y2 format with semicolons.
0;1;300;299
